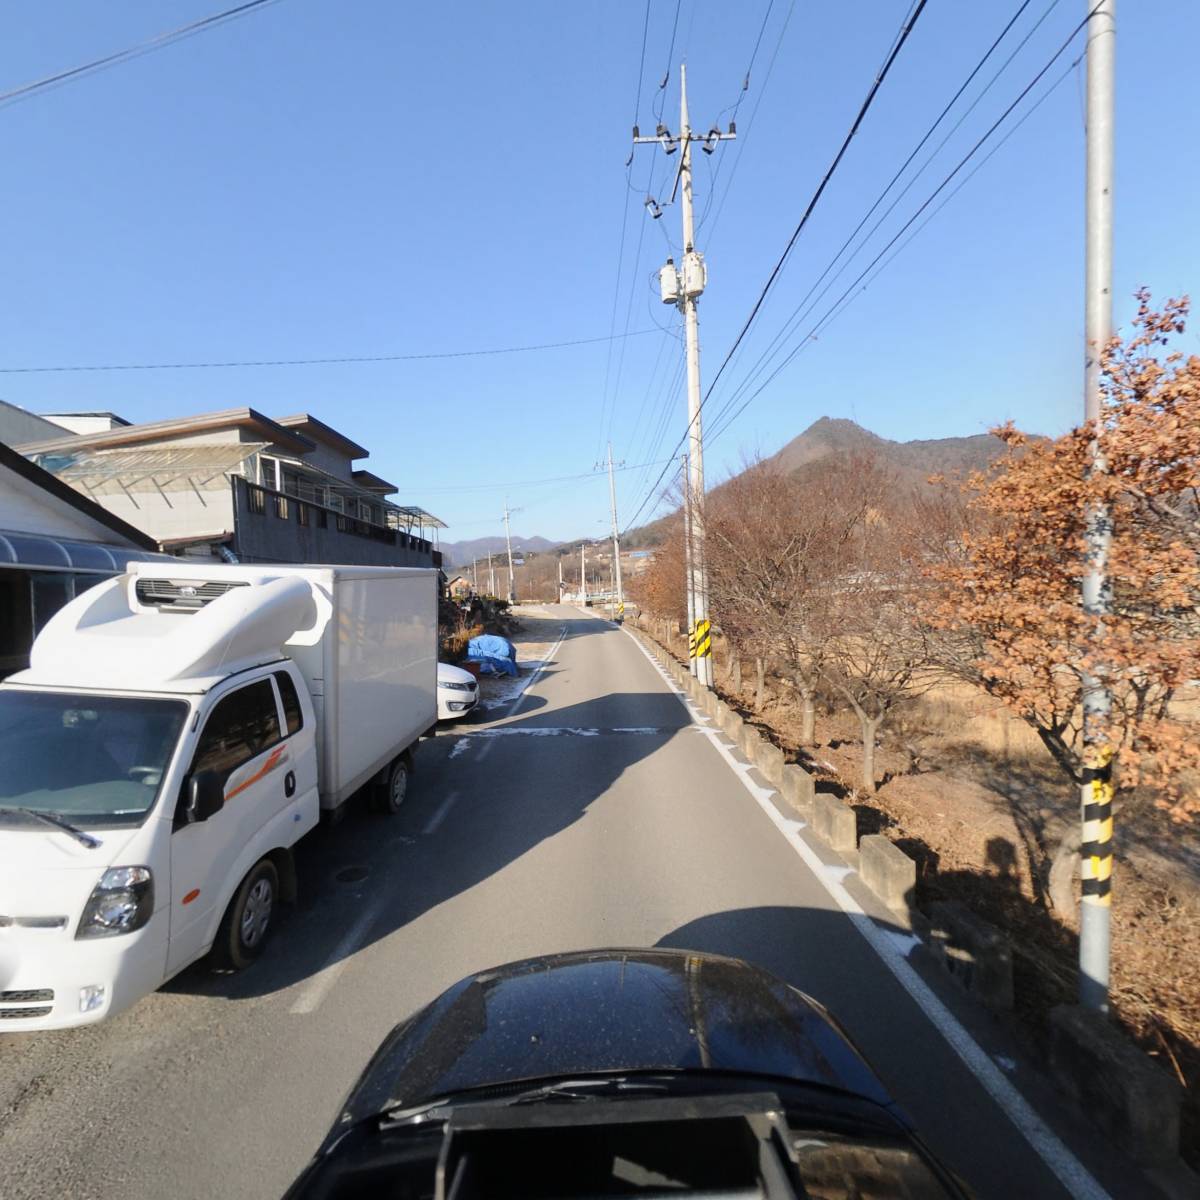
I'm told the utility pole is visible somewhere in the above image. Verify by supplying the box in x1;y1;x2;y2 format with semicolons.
635;64;732;688
682;454;696;675
580;542;587;604
557;556;564;602
605;442;625;622
502;500;518;604
488;554;495;598
472;557;477;591
1079;0;1116;1014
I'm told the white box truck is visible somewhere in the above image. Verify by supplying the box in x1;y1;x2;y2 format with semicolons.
0;562;436;1030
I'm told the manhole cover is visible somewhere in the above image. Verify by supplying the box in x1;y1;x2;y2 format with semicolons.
335;866;369;884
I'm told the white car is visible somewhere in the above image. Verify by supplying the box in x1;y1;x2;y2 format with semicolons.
437;662;479;720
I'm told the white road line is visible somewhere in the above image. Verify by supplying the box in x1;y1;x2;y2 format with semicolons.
288;894;386;1015
507;624;566;717
423;789;459;835
623;629;1111;1200
477;624;568;762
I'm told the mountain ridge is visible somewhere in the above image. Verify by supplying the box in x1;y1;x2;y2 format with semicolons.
626;416;1008;547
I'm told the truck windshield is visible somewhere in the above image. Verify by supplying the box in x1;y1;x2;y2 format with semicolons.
0;690;189;829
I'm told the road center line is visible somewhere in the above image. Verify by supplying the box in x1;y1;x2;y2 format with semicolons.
288;891;387;1016
423;789;459;835
623;628;1111;1200
477;623;567;761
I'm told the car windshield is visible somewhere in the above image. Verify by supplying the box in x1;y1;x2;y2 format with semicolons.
0;689;189;828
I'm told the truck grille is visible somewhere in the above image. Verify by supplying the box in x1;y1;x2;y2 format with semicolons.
1;989;53;1004
135;578;248;611
0;990;54;1019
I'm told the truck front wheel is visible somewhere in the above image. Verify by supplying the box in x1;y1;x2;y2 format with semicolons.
376;755;409;815
213;858;279;970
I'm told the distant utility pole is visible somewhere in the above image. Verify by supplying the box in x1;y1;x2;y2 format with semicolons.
581;542;587;604
681;454;696;675
472;557;478;590
605;442;625;622
557;556;564;601
634;63;732;687
1079;0;1116;1014
503;500;520;604
488;554;496;597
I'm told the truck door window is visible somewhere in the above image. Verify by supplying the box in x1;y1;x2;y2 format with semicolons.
192;680;281;779
274;670;303;737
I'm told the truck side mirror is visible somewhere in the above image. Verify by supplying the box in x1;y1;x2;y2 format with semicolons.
185;771;225;823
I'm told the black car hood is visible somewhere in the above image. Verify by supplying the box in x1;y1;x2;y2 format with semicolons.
335;948;893;1129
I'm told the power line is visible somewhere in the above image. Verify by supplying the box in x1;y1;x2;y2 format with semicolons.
696;0;788;238
600;0;654;458
706;0;1060;435
620;0;929;537
652;0;685;123
699;0;929;410
418;457;676;497
0;0;284;110
706;9;1102;448
0;329;660;374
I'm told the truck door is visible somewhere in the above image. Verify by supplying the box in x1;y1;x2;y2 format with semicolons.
168;675;294;974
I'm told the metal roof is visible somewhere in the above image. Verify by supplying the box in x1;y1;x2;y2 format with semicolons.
15;407;313;456
0;529;173;573
38;442;268;497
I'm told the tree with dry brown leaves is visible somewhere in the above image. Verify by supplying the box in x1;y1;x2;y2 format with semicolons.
920;292;1200;905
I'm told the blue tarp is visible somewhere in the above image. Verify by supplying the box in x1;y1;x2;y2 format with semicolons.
467;634;518;676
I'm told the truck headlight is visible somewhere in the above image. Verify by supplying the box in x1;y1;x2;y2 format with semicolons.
76;867;154;939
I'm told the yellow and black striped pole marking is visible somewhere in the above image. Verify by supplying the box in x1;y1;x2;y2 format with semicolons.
693;619;712;659
687;625;698;659
1080;747;1114;908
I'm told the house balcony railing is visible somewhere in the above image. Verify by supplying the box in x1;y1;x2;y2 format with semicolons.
240;480;433;555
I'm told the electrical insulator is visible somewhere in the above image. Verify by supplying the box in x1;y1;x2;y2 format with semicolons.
681;251;706;299
659;259;681;306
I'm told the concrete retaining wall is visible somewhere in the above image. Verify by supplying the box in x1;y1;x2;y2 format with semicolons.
778;764;815;818
812;793;857;853
928;901;1013;1010
1048;1005;1182;1166
751;738;785;787
859;835;916;916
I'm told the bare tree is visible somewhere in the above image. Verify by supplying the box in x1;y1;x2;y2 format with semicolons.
706;456;889;743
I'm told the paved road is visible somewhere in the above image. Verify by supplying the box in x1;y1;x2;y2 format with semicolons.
0;607;1148;1198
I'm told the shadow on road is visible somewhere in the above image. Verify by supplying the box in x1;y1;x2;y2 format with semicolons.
164;660;690;1003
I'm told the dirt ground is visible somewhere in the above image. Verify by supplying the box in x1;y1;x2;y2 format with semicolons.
471;606;565;713
646;623;1200;1165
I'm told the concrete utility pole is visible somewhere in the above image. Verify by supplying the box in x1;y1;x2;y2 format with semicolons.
503;500;518;604
472;557;478;591
681;454;697;675
557;556;563;601
488;554;495;598
606;442;625;622
580;542;587;604
635;64;733;687
1079;0;1116;1014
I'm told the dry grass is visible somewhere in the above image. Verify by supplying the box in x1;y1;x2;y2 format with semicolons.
682;628;1200;1165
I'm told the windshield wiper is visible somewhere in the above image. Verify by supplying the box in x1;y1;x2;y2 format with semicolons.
0;807;101;849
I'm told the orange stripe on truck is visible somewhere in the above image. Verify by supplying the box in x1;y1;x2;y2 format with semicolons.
224;746;287;802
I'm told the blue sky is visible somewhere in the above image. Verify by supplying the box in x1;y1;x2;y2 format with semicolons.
0;1;1195;544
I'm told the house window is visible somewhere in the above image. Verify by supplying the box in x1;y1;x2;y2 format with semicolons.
247;485;266;515
297;502;309;527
